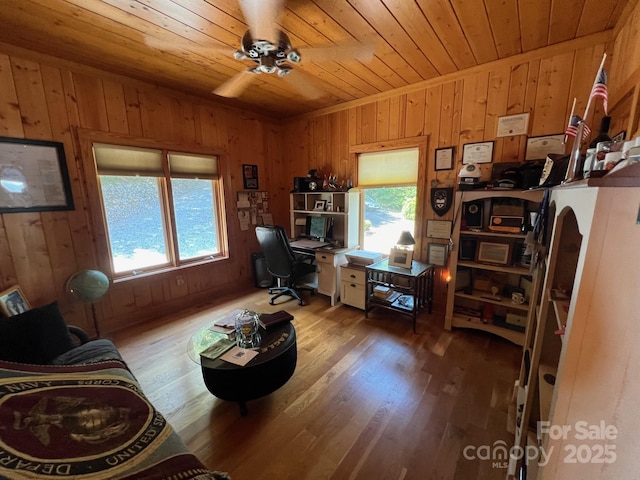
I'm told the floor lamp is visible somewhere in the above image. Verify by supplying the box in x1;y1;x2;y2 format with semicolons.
66;269;110;337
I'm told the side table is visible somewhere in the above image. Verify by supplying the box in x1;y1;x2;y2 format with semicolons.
365;259;434;333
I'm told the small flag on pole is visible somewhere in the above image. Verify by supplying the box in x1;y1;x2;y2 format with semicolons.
589;68;608;115
565;115;591;140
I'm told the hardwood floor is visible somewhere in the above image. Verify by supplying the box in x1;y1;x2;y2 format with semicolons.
111;289;520;480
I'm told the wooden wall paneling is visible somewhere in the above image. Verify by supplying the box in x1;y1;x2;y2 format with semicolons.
451;80;464;166
389;94;406;140
568;43;609;139
504;62;533;161
337;110;352;183
168;96;197;144
433;83;450;147
0;216;18;289
103;80;129;134
376;98;391;142
0;55;22;137
138;90;175;140
72;73;109;131
405;90;426;138
123;85;143;137
459;72;490;179
611;1;640;87
529;52;574;137
485;66;511;163
359;103;377;145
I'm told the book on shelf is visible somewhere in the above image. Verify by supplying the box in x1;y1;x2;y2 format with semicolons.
259;310;294;329
374;291;401;304
373;285;393;298
392;295;414;310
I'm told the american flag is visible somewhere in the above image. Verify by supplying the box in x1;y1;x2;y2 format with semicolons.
564;115;591;140
590;68;608;115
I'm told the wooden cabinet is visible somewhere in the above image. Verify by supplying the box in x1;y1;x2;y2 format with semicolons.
290;191;360;248
340;264;367;309
508;179;640;479
445;190;544;346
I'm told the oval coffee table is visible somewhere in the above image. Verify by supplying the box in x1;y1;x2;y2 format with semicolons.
191;322;296;415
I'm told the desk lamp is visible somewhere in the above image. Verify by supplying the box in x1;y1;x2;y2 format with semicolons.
66;269;110;337
389;231;415;268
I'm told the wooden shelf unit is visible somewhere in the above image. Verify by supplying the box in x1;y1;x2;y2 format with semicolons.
445;189;544;346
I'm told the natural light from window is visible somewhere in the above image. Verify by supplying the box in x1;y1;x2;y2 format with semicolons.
101;175;169;272
362;186;416;253
172;178;218;260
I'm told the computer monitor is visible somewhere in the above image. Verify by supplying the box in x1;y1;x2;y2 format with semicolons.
307;216;327;239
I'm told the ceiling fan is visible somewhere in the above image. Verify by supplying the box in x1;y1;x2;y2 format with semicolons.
212;0;375;99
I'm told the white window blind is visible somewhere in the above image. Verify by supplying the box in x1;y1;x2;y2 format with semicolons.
357;148;419;187
94;144;163;177
168;152;218;179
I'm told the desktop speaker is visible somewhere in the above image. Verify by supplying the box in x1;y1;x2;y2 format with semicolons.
463;201;484;229
252;252;274;288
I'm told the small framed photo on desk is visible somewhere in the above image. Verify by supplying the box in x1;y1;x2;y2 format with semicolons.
313;200;326;211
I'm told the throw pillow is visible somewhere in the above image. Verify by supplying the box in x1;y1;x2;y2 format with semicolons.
0;301;75;364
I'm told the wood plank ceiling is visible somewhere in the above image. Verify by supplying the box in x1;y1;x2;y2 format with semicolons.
0;0;630;119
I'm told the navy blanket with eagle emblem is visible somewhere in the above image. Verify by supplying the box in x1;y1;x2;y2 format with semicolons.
0;360;224;480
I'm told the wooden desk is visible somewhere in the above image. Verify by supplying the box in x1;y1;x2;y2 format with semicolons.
290;245;352;306
365;259;434;333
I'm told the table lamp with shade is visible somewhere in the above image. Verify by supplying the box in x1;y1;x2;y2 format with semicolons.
388;230;416;268
66;269;110;337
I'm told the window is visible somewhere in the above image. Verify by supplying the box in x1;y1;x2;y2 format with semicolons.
93;144;224;275
358;148;419;254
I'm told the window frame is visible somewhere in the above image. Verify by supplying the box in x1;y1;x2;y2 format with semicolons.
78;131;229;281
350;137;428;258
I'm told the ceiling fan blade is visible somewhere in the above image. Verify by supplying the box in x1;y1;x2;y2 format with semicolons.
213;70;255;97
239;0;283;44
145;36;236;58
299;44;375;64
282;70;324;100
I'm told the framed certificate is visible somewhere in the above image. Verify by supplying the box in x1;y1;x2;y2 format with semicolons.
463;141;494;164
435;147;454;171
426;220;452;239
427;243;448;267
496;113;530;137
525;134;565;160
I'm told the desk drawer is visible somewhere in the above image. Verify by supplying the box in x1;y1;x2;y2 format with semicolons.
340;266;366;285
341;281;366;310
315;251;336;265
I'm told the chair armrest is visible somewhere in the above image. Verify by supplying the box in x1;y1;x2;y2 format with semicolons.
68;325;90;345
295;253;316;264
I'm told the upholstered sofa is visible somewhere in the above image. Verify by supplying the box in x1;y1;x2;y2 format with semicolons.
0;302;229;480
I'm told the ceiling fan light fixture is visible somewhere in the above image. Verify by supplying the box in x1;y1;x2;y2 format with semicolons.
286;50;301;63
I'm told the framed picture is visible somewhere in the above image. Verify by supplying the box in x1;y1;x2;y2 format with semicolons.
426;219;452;239
0;136;74;213
242;164;258;190
525;134;565;160
388;247;413;268
496;113;530;137
477;241;511;265
612;130;626;142
313;200;326;211
0;286;31;317
462;141;494;164
435;147;454;171
427;243;448;267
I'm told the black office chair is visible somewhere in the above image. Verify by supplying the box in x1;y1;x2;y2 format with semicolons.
255;225;317;305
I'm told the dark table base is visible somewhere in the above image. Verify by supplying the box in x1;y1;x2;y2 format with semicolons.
201;324;297;415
